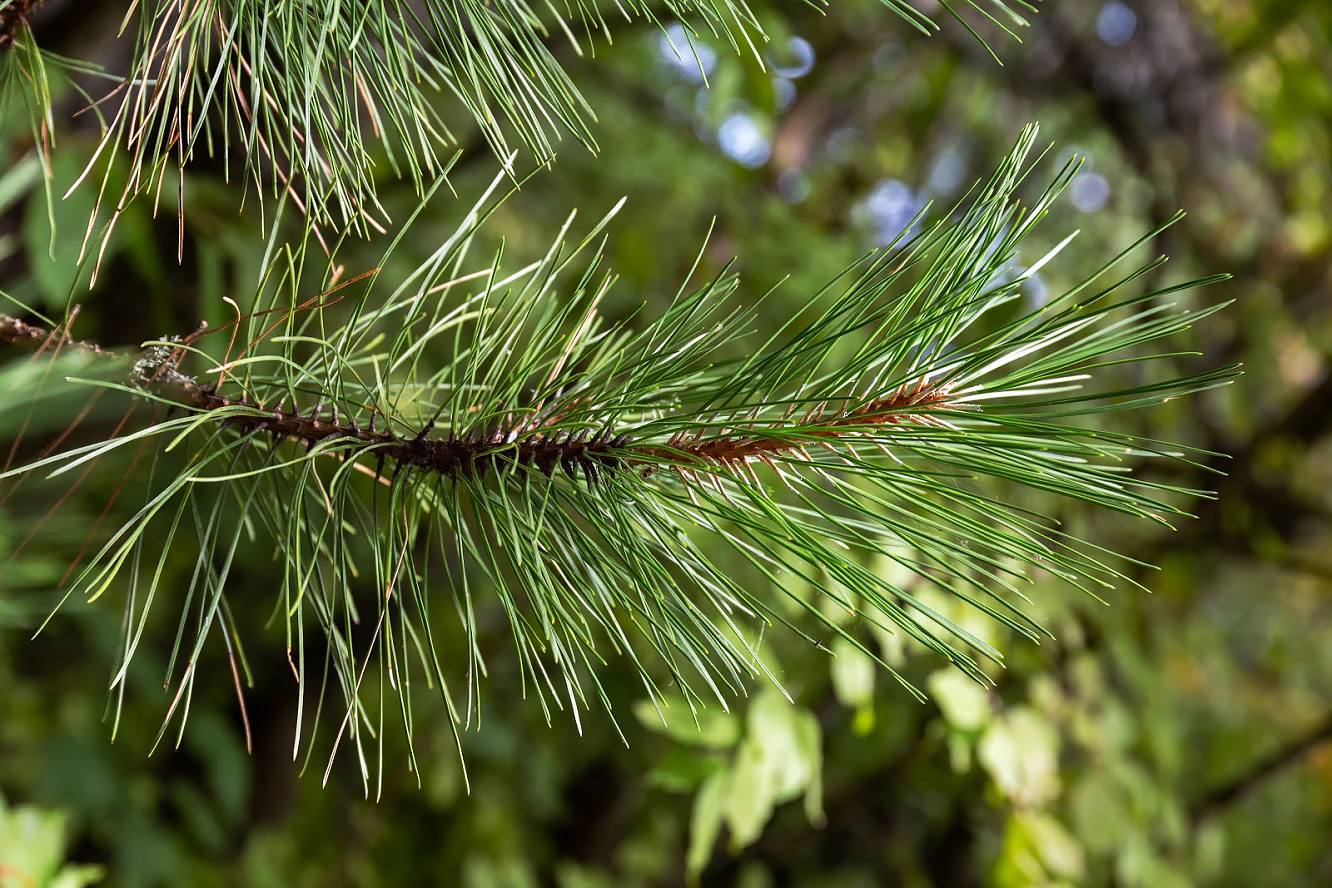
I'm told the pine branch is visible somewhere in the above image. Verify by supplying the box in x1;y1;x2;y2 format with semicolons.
1;317;956;485
0;313;115;358
0;0;45;53
10;0;1042;276
0;130;1237;774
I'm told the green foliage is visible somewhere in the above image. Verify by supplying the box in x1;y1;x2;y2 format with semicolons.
0;794;104;888
0;127;1236;786
9;0;1039;257
4;1;1329;887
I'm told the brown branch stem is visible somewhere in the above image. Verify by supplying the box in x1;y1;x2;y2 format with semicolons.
2;314;957;484
0;0;45;52
0;314;116;359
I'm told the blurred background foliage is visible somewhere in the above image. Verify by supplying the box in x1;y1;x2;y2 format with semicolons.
2;0;1331;885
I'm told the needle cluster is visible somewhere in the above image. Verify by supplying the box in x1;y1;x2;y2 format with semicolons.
0;130;1235;776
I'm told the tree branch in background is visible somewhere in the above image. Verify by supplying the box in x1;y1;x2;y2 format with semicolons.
1191;711;1332;824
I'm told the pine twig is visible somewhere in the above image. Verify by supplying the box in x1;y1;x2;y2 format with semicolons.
0;132;1242;760
0;313;960;486
0;314;114;358
0;0;45;52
